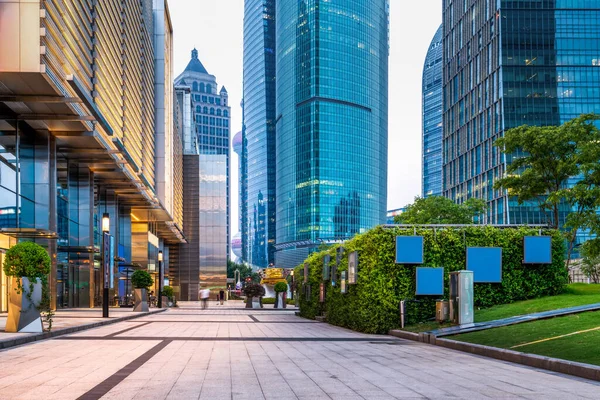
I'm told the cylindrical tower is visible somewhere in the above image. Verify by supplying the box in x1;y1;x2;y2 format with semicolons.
275;0;389;266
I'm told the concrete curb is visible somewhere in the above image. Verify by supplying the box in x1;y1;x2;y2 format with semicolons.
388;329;600;382
0;308;167;350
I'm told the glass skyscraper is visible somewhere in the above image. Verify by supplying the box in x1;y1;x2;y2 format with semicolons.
275;0;389;267
243;0;277;268
422;25;443;198
443;0;600;242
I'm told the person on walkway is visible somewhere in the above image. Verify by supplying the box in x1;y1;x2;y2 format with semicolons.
200;288;209;309
219;289;225;305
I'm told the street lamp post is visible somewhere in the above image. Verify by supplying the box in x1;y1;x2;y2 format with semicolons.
158;250;163;308
290;270;294;300
102;213;110;318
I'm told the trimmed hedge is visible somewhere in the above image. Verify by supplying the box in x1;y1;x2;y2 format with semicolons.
295;226;567;334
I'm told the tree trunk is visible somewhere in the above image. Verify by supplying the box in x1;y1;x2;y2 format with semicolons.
246;296;252;308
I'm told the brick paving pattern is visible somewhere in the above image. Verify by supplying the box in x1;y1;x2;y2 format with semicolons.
0;301;598;399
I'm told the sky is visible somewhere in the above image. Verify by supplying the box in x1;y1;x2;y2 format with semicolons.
169;0;442;235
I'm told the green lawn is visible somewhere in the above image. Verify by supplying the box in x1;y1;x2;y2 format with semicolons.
449;310;600;366
402;284;600;333
475;284;600;323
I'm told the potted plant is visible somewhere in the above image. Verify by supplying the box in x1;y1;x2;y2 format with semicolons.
131;269;153;312
243;283;265;309
3;242;52;333
161;286;175;307
274;281;288;309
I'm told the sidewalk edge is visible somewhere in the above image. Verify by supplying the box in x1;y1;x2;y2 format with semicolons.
1;308;167;350
388;329;600;382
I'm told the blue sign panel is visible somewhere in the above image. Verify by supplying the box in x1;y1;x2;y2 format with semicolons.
395;236;424;264
416;267;444;296
524;236;552;264
466;247;502;283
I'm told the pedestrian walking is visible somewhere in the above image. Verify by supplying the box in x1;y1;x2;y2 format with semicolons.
219;289;225;305
200;288;209;309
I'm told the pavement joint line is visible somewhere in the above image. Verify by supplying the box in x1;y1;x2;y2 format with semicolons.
77;339;172;400
104;321;153;338
510;325;600;349
249;315;260;322
57;336;403;342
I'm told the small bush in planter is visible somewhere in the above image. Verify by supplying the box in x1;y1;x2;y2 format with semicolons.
3;242;51;284
161;286;174;299
3;241;53;330
274;281;288;293
243;283;265;308
131;270;153;289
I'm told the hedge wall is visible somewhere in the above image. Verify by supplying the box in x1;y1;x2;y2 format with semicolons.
295;226;567;334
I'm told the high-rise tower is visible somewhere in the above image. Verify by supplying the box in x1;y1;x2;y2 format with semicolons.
243;0;277;268
443;0;600;245
275;0;390;267
175;50;231;296
422;25;443;198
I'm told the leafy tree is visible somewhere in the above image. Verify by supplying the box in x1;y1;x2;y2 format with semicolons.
577;242;600;283
227;260;260;283
494;114;600;262
394;196;487;224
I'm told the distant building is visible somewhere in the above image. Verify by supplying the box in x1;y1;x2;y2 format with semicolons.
243;0;277;268
274;0;390;268
422;25;443;198
174;49;231;297
232;131;247;264
387;208;406;224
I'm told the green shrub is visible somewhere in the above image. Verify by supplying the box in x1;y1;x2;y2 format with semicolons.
274;281;288;293
131;270;153;289
296;226;567;334
161;286;174;299
3;242;51;279
262;297;295;305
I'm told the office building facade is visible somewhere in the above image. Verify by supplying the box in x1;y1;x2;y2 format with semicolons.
243;0;277;268
274;0;390;267
174;50;230;297
0;0;184;310
442;0;600;235
422;25;443;198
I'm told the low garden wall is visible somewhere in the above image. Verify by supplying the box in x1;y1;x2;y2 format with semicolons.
295;226;567;334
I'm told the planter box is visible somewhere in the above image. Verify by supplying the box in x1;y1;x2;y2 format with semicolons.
6;277;43;333
133;288;149;312
275;293;286;309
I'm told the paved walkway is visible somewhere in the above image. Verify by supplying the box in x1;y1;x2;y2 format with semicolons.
0;301;598;399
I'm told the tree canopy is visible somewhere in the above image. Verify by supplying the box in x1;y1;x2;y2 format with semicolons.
394;196;487;224
494;114;600;260
227;260;260;283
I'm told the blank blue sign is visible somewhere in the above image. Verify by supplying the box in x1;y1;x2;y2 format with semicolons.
524;236;552;264
416;268;444;296
467;247;502;283
396;236;424;264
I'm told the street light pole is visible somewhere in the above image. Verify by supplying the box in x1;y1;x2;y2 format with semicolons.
158;250;163;308
290;270;294;300
102;213;110;318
